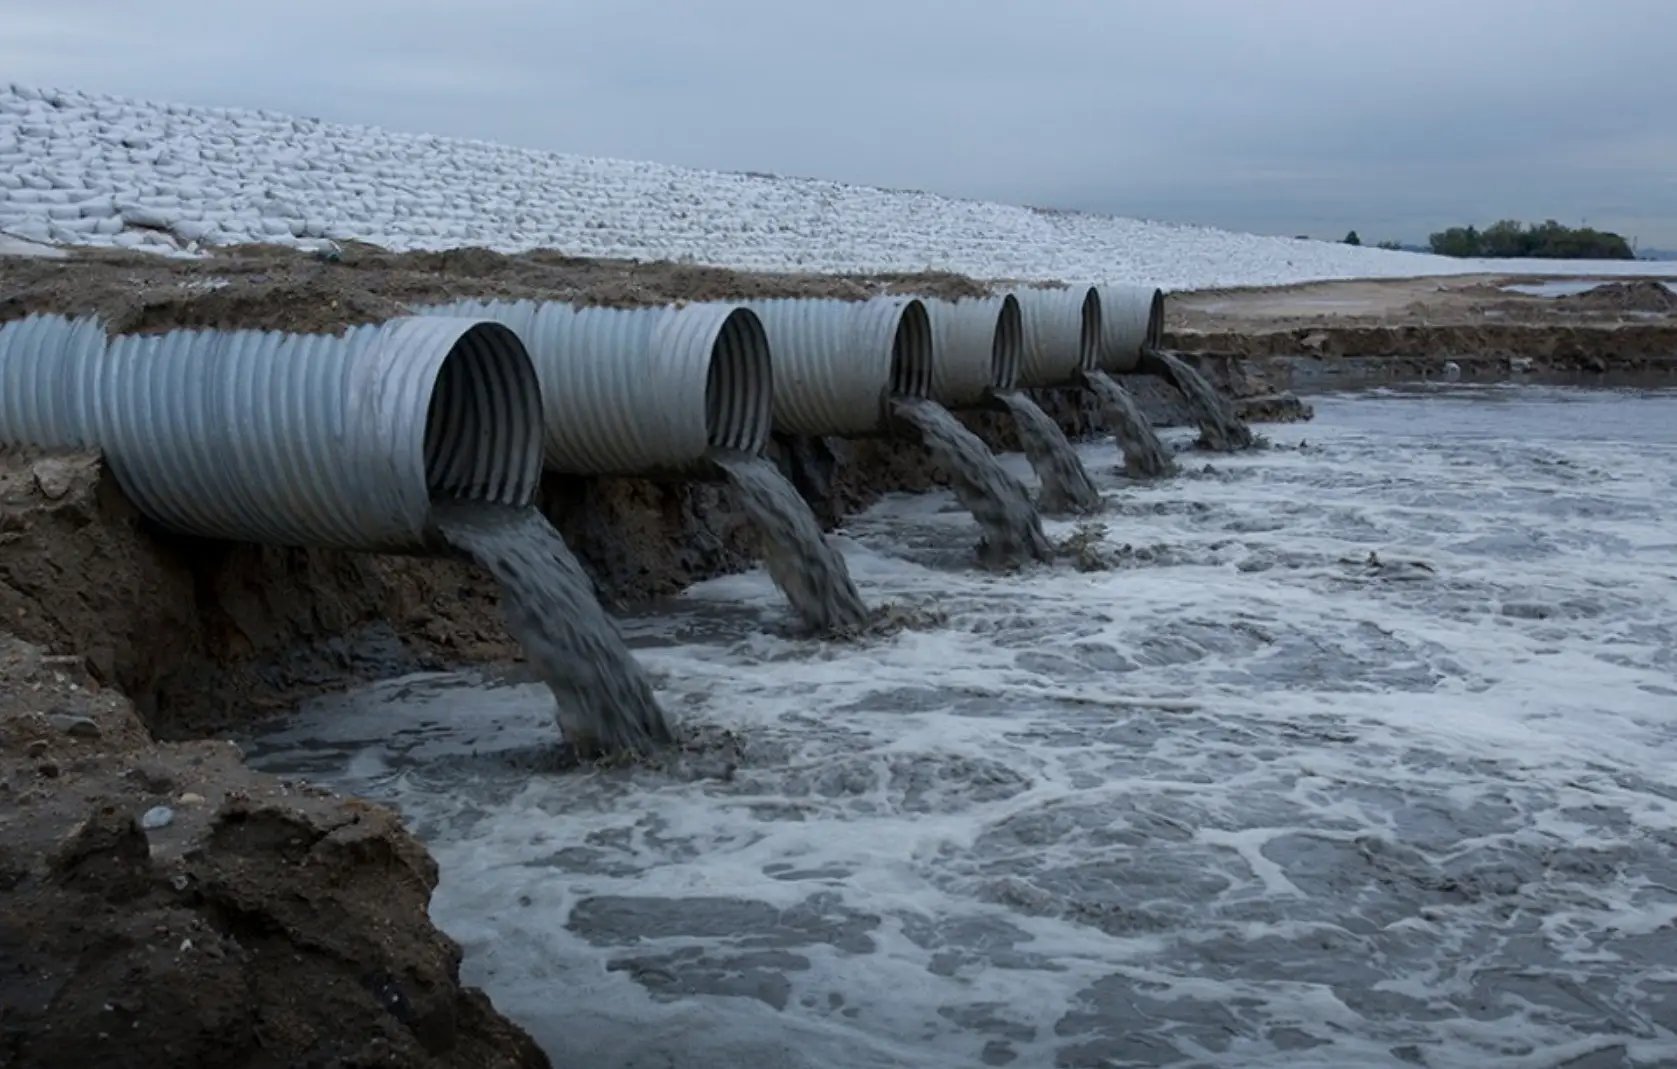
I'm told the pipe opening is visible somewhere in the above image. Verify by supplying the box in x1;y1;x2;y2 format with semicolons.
990;294;1022;391
889;299;934;399
423;321;544;508
705;306;774;455
1078;287;1102;371
1147;289;1165;349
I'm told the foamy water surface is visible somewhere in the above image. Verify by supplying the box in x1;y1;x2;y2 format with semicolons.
246;386;1677;1069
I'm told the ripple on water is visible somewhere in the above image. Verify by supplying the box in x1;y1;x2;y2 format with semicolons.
246;388;1677;1068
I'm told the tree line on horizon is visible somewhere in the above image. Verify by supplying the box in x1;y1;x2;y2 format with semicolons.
1336;220;1635;259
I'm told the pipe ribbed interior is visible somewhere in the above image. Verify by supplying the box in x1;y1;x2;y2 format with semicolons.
705;307;774;455
990;294;1022;391
423;321;544;507
889;299;934;399
1147;289;1165;349
1078;287;1102;371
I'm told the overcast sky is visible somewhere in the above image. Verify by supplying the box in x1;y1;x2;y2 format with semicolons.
6;0;1676;248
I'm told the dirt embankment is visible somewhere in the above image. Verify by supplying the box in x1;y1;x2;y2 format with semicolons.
0;241;1001;335
1166;274;1677;390
0;633;549;1069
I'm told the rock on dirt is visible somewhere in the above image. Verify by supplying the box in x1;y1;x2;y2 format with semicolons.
0;634;550;1069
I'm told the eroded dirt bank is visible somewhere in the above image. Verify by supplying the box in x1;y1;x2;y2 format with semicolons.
0;633;549;1069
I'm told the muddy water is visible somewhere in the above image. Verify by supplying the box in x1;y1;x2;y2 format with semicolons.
432;502;674;757
889;396;1053;568
1080;369;1176;478
1153;350;1256;451
258;387;1677;1069
710;448;871;635
991;390;1102;514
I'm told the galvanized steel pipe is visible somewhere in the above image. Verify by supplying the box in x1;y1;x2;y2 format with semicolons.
0;313;545;553
1016;285;1103;388
0;314;106;449
1093;284;1165;373
422;299;774;475
746;296;934;437
925;294;1023;409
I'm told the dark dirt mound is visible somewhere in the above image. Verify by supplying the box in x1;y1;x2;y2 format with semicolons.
0;241;1000;336
0;635;550;1069
1555;279;1677;314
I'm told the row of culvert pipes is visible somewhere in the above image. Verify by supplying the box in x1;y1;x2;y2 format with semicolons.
0;282;1164;554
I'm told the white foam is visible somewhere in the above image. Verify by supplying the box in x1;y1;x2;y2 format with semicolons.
3;83;1674;290
250;388;1677;1067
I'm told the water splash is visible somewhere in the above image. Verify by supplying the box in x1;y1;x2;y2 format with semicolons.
709;448;871;635
1079;369;1176;478
1151;350;1255;451
432;502;674;758
890;396;1053;568
256;388;1677;1069
990;390;1103;515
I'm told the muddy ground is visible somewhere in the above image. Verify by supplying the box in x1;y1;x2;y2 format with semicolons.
0;241;1024;335
0;633;549;1069
1168;273;1677;389
3;248;1668;1066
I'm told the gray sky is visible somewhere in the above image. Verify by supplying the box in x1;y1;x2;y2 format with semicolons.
7;0;1676;248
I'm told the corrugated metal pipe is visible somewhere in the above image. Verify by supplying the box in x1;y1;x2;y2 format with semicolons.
1093;284;1165;373
745;296;934;437
924;294;1023;409
1016;284;1103;388
0;313;545;552
0;313;106;449
420;299;774;475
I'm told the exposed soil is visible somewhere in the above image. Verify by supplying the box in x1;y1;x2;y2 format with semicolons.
1165;272;1677;391
1556;279;1677;314
0;634;550;1069
0;242;1001;335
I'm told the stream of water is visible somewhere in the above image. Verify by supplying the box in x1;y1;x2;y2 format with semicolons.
710;448;872;635
259;387;1677;1068
1152;351;1256;451
1080;369;1176;478
991;390;1103;515
432;502;674;757
889;396;1053;568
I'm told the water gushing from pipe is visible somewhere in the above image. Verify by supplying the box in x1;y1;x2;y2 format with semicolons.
1080;369;1176;479
889;397;1052;568
990;390;1102;514
432;502;674;759
709;448;871;635
1150;351;1255;452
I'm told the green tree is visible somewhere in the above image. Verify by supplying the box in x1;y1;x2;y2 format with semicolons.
1343;230;1361;246
1427;220;1632;260
1376;240;1403;250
